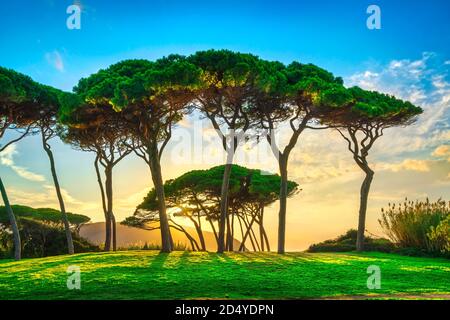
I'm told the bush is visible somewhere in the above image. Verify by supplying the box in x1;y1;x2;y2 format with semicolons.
0;218;99;259
427;215;450;254
307;229;395;253
379;198;449;255
0;205;90;231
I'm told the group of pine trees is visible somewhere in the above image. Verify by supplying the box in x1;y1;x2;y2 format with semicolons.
0;50;422;260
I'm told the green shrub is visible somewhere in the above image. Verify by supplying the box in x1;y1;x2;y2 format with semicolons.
379;198;449;255
427;215;450;254
0;205;90;230
0;218;99;259
307;229;395;253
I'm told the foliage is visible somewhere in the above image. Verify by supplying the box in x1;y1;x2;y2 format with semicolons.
349;86;423;119
72;56;200;114
0;205;90;228
307;229;395;253
379;198;449;255
0;218;98;258
0;66;76;126
428;215;450;253
0;205;94;258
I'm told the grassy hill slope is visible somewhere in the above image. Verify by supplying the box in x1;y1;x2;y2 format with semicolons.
0;251;449;299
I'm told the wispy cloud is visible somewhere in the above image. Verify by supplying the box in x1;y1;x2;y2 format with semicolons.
345;52;450;157
432;145;450;157
379;159;431;173
0;145;46;182
45;50;65;72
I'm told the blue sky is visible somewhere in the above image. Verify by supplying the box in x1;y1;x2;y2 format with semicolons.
0;0;449;249
1;0;449;91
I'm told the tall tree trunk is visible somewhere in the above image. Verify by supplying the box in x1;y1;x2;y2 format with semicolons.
105;166;115;251
148;142;172;253
356;167;374;252
111;213;117;251
0;177;21;260
277;156;288;254
103;210;111;251
218;162;233;253
41;133;74;255
229;210;235;251
94;157;110;251
259;206;265;251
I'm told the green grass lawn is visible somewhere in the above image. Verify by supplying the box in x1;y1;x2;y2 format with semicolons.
0;251;449;300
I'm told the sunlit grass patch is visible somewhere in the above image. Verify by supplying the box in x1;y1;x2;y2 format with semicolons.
0;251;448;300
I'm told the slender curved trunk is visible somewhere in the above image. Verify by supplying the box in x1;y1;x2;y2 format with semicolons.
169;222;199;251
249;219;261;251
148;142;172;253
218;162;233;253
190;217;206;251
239;214;257;251
207;218;218;243
0;177;21;260
196;226;206;251
237;215;245;251
356;167;374;252
41;132;74;254
277;156;288;254
262;226;270;252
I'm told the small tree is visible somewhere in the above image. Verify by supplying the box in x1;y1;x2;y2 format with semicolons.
74;57;200;252
0;205;92;258
188;50;263;253
124;165;298;252
328;86;422;251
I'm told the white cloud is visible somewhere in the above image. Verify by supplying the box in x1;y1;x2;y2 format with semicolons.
45;50;65;72
0;145;46;182
345;52;450;157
